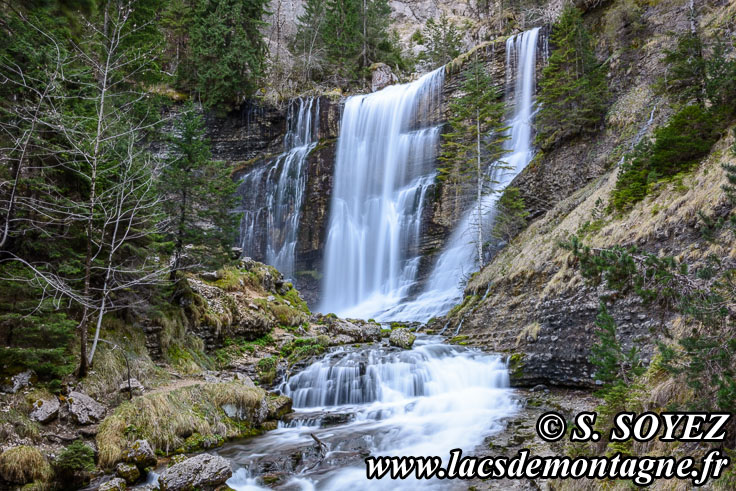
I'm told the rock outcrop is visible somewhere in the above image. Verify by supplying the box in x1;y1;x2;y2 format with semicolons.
67;391;106;425
371;63;399;92
158;454;232;491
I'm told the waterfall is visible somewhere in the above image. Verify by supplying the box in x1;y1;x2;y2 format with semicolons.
220;335;515;490
319;69;444;316
383;27;543;322
236;97;319;276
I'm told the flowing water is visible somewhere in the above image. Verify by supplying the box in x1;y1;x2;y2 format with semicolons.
320;28;542;322
384;27;542;322
217;28;544;490
237;98;320;277
319;68;444;317
219;335;515;490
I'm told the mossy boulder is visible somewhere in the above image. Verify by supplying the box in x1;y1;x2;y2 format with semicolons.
115;462;140;484
389;329;416;349
123;440;157;470
266;395;293;420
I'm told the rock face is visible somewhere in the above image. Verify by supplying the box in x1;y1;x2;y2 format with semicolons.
30;395;60;424
370;63;399;92
67;391;106;425
123;440;157;469
389;329;416;349
158;454;232;491
442;0;714;388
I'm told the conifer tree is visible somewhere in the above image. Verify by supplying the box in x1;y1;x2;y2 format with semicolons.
423;13;462;69
438;55;507;267
536;4;608;149
189;0;269;110
160;105;240;286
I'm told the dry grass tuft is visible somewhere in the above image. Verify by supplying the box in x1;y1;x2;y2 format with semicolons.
97;381;266;468
0;446;52;485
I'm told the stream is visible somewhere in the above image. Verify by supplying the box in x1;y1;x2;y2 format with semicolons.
218;26;545;490
217;335;516;490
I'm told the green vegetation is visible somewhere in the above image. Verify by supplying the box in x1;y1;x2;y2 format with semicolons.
97;382;266;467
54;440;95;479
421;13;462;69
280;337;330;365
565;214;736;415
589;302;644;388
291;0;406;85
439;55;507;267
187;0;269;109
492;187;529;243
161;104;240;285
536;4;608;149
611;26;736;211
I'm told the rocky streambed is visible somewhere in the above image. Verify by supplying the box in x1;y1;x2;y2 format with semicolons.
207;334;520;490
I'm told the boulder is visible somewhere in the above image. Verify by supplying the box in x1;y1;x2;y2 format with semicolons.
1;370;34;393
115;462;140;484
327;319;381;343
99;477;127;491
123;440;157;469
118;378;144;395
29;396;60;424
389;328;416;349
158;454;232;490
370;62;399;92
267;395;293;420
67;391;106;425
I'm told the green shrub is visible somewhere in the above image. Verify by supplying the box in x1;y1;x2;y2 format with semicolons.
611;105;720;211
54;440;95;475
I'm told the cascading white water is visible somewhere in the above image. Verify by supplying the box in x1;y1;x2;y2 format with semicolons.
237;98;319;276
220;335;515;490
319;69;444;317
382;27;542;322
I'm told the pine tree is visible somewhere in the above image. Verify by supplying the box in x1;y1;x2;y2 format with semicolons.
590;302;643;387
536;4;608;149
439;55;507;267
422;13;462;69
663;32;707;104
189;0;269;110
160;104;240;286
324;0;362;78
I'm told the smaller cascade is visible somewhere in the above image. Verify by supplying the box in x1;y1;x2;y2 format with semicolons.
236;98;320;276
384;27;543;322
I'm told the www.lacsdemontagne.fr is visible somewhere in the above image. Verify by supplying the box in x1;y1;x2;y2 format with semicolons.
365;449;730;486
